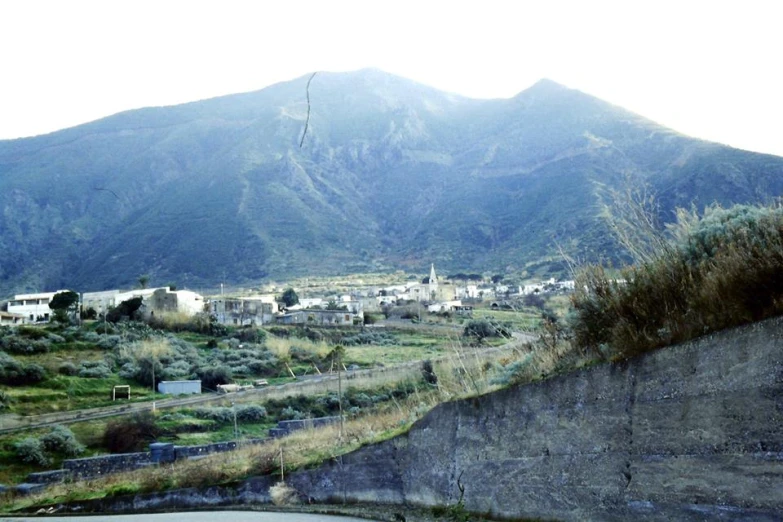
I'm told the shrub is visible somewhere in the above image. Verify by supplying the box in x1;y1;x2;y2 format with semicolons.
232;327;266;344
0;335;51;354
16;326;48;340
236;404;267;422
106;297;144;323
40;425;85;456
0;389;11;410
270;481;299;505
0;353;47;386
196;366;232;391
15;437;51;467
422;360;438;386
462;319;510;343
280;406;306;420
78;360;112;379
103;412;162;453
570;203;783;359
97;335;122;350
58;362;79;376
193;404;268;424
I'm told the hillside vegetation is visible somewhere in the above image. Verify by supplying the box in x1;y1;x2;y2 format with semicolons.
3;69;783;295
570;203;783;358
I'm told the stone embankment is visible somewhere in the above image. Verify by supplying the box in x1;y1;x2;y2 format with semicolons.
48;319;783;520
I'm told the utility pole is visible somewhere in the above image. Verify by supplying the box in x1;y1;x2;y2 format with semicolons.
232;401;239;442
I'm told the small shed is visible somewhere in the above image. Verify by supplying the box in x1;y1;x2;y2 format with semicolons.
157;380;201;395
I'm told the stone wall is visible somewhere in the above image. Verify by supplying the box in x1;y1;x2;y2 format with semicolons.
62;452;152;480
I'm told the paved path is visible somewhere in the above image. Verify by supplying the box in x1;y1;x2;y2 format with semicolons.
2;511;374;522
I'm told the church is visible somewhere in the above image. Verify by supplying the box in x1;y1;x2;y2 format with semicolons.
409;264;454;302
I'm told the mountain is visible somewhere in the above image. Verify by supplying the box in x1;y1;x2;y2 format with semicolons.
2;69;783;296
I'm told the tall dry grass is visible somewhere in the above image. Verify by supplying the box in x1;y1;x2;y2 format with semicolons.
8;402;424;511
571;203;783;359
265;335;331;362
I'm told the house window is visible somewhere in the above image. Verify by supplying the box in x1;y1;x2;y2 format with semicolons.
345;315;350;322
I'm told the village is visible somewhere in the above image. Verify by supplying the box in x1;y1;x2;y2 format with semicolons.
0;265;575;328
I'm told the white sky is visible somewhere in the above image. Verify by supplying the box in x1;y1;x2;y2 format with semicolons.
1;0;782;156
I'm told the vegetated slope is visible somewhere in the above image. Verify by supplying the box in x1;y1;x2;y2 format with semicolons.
2;69;783;296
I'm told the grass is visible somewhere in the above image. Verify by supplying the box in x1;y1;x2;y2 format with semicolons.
3;374;159;415
472;308;540;332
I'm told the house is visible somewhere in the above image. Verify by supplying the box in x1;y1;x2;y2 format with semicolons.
453;305;474;316
7;291;70;323
83;287;162;317
82;287;205;319
211;296;278;326
276;309;357;326
143;288;205;317
296;298;324;309
0;311;25;325
427;300;463;313
455;285;479;299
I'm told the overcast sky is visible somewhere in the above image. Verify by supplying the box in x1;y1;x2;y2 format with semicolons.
2;0;781;156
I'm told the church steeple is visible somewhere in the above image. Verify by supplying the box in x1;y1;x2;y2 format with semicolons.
429;264;438;286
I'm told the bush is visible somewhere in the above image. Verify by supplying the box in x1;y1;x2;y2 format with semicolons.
462;319;511;343
78;360;112;379
97;335;122;350
40;425;85;456
232;327;266;344
16;326;48;340
570;203;783;359
192;405;267;424
421;360;438;386
0;352;47;385
106;297;144;323
0;335;51;355
196;365;232;391
104;412;162;453
58;362;79;376
15;437;51;467
0;389;11;410
280;406;306;420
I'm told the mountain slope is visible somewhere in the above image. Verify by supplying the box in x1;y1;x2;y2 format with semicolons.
1;69;782;295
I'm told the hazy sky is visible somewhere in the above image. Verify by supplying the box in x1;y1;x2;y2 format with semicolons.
2;0;781;156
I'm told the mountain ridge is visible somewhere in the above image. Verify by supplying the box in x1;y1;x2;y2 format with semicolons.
1;69;782;296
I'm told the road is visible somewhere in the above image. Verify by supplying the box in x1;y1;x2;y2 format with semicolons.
2;511;374;522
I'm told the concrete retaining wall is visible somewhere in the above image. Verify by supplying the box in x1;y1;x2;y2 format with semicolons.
287;317;783;520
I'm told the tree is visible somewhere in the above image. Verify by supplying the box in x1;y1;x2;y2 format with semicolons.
325;299;346;310
281;288;299;307
138;274;150;289
49;290;79;323
491;274;504;284
106;297;143;323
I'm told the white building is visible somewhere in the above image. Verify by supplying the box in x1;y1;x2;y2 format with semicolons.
0;311;25;325
211;295;278;326
7;290;70;323
83;287;163;317
83;287;205;318
427;300;463;313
